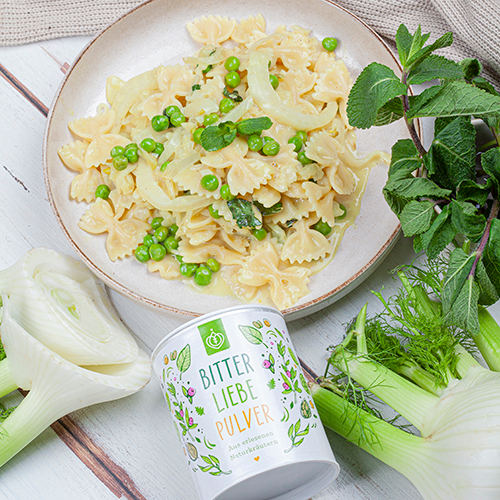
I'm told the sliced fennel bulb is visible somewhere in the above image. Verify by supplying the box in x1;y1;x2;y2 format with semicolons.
312;265;500;500
0;248;138;365
0;248;151;467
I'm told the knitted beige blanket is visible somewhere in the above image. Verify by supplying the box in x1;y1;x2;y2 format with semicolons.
1;0;498;87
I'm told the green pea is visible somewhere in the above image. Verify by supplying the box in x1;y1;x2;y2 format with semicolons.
170;111;186;127
143;234;155;247
296;130;307;143
113;156;129;171
149;243;167;261
209;204;221;219
135;245;150;263
224;56;240;72
262;136;274;145
219;97;235;114
322;37;338;52
193;127;204;145
313;220;332;236
140;138;157;153
203;113;219;126
180;263;198;277
288;136;303;152
125;142;138;151
225;71;241;88
164;235;180;253
154;226;168;243
124;148;138;163
169;224;179;236
253;227;267;241
269;74;279;89
154;142;164;155
95;184;110;199
247;134;263;152
206;258;220;272
337;203;347;220
163;105;180;117
194;265;212;286
151;217;164;230
151;115;170;132
110;146;125;158
297;151;313;165
262;140;280;156
201;174;219;191
220;184;235;200
160;160;171;171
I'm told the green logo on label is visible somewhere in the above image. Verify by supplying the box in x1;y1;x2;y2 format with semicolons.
198;318;230;355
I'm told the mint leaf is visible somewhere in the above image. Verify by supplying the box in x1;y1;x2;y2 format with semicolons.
405;31;454;70
483;218;500;296
396;24;430;68
347;62;407;129
423;116;476;191
223;87;243;102
407;55;463;85
481;147;500;191
192;84;201;91
456;178;493;206
253;200;283;216
373;97;404;126
227;199;261;228
399;200;435;237
442;248;476;327
450;199;487;242
476;260;499;306
388;139;422;181
460;58;482;81
236;116;272;136
408;80;500;119
444;275;480;335
201;121;237;152
420;204;455;259
473;77;499;96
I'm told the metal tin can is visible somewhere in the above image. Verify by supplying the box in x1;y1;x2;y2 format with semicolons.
152;305;339;500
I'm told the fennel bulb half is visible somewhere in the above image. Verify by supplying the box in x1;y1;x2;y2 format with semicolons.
0;248;151;467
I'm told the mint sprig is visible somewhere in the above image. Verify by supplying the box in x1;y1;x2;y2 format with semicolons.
227;199;261;228
347;23;500;334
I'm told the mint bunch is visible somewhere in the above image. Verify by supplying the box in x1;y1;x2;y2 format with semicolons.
347;24;500;334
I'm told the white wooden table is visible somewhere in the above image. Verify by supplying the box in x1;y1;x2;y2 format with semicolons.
0;33;495;500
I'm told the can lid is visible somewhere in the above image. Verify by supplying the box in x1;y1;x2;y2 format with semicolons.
151;304;283;363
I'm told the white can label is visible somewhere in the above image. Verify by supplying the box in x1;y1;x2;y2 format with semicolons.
154;308;334;499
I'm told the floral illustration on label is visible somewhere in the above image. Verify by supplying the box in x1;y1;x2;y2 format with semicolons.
262;353;275;373
176;344;191;380
285;419;310;453
199;454;232;476
238;324;269;348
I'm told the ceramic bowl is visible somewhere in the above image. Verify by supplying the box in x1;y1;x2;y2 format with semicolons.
44;0;408;320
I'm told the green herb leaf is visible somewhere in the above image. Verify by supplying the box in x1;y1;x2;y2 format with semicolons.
399;200;435;237
201;122;237;152
423;116;476;191
483;218;500;296
420;204;455;259
202;64;212;74
456;178;493;206
481;147;500;191
227;199;261;228
450;199;487;242
406;31;454;70
192;84;201;91
236;116;272;136
223;87;243;102
476;260;499;306
407;55;464;85
473;77;499;96
444;275;480;335
442;248;476;327
395;24;430;68
373;97;405;126
387;139;422;181
460;58;482;81
253;200;283;216
347;62;408;129
408;80;500;119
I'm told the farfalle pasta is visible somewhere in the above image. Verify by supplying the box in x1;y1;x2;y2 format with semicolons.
58;15;389;311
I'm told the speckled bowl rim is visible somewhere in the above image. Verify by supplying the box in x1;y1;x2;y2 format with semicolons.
43;0;420;320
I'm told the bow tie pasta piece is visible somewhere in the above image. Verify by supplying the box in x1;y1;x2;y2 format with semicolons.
302;179;345;226
280;217;331;264
237;242;311;310
78;198;149;261
267;196;311;226
187;16;236;46
148;256;182;280
177;209;219;246
178;238;243;267
231;14;267;45
253;185;282;208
